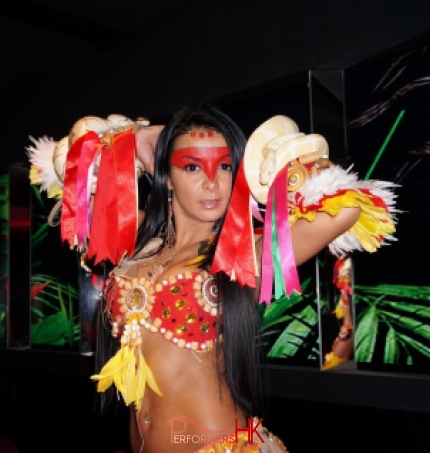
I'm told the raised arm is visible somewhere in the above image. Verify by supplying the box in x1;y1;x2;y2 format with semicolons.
291;207;360;266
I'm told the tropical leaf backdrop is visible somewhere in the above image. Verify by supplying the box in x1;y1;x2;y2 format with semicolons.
355;284;430;365
345;44;430;371
258;277;320;365
30;186;80;348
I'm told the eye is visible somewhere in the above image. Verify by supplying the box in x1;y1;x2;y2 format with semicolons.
184;163;201;172
220;163;232;171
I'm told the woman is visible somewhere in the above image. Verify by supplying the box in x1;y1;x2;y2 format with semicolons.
91;103;369;453
27;102;396;452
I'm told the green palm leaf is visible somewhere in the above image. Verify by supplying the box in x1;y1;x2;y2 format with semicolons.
260;278;311;330
355;284;430;364
398;334;430;360
31;311;69;345
355;305;378;362
384;327;400;363
267;305;318;358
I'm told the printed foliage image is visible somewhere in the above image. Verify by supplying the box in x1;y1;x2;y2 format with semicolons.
30;188;80;348
346;45;430;371
257;261;320;367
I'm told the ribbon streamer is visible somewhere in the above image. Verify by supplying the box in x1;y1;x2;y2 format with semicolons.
61;131;100;248
61;130;138;265
259;166;301;304
211;162;257;287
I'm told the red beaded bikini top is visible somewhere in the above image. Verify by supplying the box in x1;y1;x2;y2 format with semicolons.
103;265;219;352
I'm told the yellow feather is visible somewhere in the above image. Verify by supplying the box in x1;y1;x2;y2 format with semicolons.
91;345;163;408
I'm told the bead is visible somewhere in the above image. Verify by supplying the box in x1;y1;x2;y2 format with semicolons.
162;308;171;318
174;299;186;310
176;324;188;334
185;313;196;323
170;285;180;295
200;322;209;333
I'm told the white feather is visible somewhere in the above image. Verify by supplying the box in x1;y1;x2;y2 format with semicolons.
26;136;62;193
294;165;400;256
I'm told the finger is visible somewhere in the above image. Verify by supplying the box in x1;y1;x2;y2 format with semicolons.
135;125;165;175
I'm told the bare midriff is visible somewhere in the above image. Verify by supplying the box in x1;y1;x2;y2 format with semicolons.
131;328;246;453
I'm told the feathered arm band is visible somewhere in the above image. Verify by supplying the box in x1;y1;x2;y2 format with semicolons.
213;115;399;304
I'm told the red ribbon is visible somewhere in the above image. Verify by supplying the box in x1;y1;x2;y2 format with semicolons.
112;130;138;261
60;130;138;265
88;130;137;264
61;131;100;248
211;162;257;287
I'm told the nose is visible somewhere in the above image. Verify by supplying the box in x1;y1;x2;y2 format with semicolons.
202;172;218;190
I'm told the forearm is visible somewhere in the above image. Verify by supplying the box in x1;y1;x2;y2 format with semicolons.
291;207;360;266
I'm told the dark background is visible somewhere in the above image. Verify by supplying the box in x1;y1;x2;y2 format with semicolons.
2;1;430;452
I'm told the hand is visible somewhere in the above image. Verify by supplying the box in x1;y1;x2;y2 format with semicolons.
135;125;164;175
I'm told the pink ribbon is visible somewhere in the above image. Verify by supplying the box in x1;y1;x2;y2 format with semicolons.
275;167;301;297
258;166;301;304
75;138;103;248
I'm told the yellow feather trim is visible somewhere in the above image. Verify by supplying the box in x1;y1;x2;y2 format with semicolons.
29;165;64;199
290;190;396;253
91;345;162;409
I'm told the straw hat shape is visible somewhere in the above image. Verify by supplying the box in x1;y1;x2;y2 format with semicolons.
243;115;329;204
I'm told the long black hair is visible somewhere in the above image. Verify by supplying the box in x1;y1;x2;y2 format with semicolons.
96;102;263;418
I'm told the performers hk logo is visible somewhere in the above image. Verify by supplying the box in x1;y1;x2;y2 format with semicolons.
168;416;264;445
235;418;264;443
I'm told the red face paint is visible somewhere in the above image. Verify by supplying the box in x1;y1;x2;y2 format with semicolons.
170;147;231;181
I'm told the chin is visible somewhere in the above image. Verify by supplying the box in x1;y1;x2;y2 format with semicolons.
200;212;224;223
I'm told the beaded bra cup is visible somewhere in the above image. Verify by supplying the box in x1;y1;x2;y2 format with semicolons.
104;263;220;351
